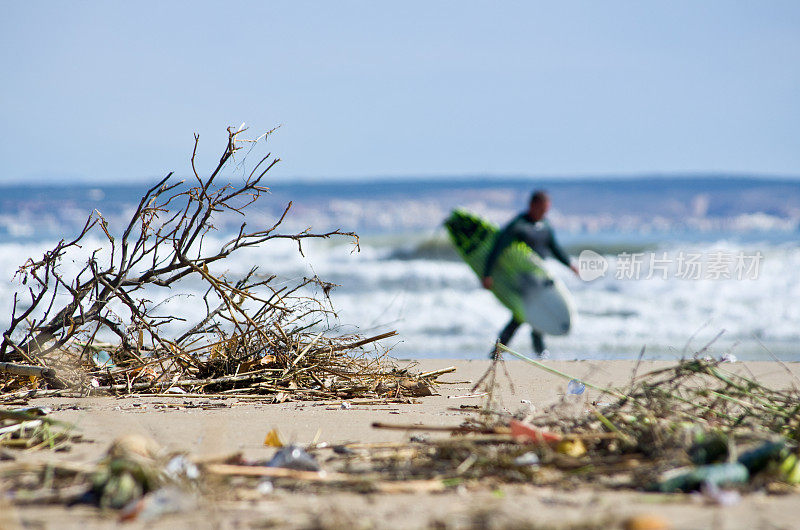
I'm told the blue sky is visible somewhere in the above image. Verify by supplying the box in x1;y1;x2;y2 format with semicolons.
1;2;799;183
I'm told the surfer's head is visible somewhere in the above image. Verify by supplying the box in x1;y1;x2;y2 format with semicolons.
528;190;550;221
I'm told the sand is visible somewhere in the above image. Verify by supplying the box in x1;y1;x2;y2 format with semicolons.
2;359;799;529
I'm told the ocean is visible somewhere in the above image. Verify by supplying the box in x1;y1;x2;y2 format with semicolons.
1;176;798;361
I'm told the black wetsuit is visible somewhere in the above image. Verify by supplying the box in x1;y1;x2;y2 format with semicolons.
484;213;570;356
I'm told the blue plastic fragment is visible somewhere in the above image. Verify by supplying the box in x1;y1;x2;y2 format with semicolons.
567;379;585;395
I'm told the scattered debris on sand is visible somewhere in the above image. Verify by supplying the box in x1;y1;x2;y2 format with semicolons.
2;349;798;524
0;407;81;455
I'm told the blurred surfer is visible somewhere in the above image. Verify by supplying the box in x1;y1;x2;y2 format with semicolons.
482;190;578;358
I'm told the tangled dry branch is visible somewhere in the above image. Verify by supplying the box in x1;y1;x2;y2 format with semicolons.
0;127;434;401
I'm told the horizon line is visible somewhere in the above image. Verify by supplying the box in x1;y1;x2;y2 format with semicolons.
2;170;800;187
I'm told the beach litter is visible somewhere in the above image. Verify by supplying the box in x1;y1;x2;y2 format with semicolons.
263;428;284;448
513;452;540;467
175;344;798;500
1;349;799;523
0;407;79;453
189;345;799;496
85;435;180;509
566;379;586;395
267;445;321;472
118;486;198;523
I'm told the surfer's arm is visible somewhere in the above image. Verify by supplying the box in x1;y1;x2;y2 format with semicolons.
547;227;574;269
483;221;518;280
548;228;580;276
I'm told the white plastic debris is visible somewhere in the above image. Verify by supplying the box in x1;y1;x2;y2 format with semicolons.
165;455;200;481
257;480;274;495
700;481;741;506
267;445;320;472
121;487;197;522
514;452;540;467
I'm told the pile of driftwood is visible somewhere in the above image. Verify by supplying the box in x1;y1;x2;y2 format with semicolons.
336;347;800;493
0;127;434;403
190;348;800;495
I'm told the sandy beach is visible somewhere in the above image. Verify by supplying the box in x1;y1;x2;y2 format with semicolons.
2;358;799;529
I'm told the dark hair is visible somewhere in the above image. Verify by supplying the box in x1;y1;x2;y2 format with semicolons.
529;190;549;205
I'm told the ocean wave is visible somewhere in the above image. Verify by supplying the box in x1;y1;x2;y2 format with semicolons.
1;235;797;360
0;177;798;361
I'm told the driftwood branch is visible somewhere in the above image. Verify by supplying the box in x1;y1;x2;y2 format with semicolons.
0;126;424;403
0;362;56;380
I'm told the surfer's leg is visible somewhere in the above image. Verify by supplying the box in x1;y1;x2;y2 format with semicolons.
499;318;521;346
531;331;545;356
490;318;522;359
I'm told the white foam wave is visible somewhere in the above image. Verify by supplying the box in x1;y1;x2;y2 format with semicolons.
0;236;797;360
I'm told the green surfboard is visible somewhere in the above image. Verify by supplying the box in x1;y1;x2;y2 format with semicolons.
444;209;574;336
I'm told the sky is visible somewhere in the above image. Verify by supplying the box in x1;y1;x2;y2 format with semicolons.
1;2;799;183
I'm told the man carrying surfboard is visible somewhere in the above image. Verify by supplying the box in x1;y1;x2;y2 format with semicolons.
482;190;579;358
